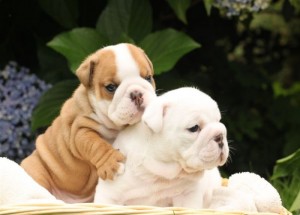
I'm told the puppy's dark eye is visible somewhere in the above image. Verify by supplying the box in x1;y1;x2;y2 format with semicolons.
105;84;118;93
145;75;152;83
187;125;200;133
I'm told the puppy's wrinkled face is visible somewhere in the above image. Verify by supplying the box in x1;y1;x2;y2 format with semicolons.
142;87;229;173
76;43;156;127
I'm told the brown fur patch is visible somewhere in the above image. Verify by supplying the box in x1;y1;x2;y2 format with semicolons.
91;49;119;101
127;44;155;88
88;61;95;88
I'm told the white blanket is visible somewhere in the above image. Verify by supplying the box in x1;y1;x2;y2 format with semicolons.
0;157;61;205
209;172;283;213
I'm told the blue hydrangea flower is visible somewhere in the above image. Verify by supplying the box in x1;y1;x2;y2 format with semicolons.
0;62;51;162
214;0;271;17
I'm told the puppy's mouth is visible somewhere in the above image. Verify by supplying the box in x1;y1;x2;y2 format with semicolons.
201;149;228;166
137;105;145;112
180;149;228;173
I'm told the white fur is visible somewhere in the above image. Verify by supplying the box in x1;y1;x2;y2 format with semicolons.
0;157;62;205
94;87;229;208
108;43;140;80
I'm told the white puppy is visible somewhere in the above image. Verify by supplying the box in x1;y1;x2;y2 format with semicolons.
94;87;229;208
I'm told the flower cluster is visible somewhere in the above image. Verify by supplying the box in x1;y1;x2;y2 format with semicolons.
214;0;271;17
0;62;51;163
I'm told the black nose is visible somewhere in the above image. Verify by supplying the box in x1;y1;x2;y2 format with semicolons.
130;91;143;107
214;134;224;149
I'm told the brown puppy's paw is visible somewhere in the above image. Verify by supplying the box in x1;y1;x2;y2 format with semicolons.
97;150;125;180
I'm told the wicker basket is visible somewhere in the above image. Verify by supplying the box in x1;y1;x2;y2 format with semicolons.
0;203;292;215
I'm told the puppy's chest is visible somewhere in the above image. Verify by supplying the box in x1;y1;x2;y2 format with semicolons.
89;113;121;141
121;170;197;205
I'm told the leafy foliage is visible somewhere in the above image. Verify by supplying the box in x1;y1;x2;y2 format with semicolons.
37;0;79;29
165;0;191;24
47;28;107;73
139;29;200;74
203;0;214;15
32;0;200;131
31;80;79;131
271;149;300;212
289;0;300;13
96;0;153;43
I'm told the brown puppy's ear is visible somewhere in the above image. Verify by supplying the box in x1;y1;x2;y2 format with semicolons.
76;59;96;88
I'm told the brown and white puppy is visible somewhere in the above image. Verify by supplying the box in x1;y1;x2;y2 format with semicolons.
21;43;156;203
94;87;229;208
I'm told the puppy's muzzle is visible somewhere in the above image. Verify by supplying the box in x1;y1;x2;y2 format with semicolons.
130;91;144;107
214;134;224;149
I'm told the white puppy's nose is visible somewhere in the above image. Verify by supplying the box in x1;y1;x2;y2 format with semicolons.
214;134;224;149
130;91;143;107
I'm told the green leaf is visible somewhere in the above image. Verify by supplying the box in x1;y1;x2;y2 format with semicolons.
139;28;201;74
272;81;300;97
284;129;300;155
291;191;300;212
31;80;79;131
269;0;285;11
47;28;108;73
272;148;300;179
203;0;214;16
271;149;300;211
165;0;191;24
290;0;300;13
96;0;152;43
250;13;289;35
272;173;300;212
38;0;78;29
37;42;73;84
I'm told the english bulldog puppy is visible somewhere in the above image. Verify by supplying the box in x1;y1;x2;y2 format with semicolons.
94;87;229;208
21;43;156;203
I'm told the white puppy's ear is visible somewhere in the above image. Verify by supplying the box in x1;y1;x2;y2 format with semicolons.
142;100;167;133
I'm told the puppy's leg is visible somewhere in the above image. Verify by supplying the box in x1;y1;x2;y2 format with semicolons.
21;151;52;191
70;116;125;180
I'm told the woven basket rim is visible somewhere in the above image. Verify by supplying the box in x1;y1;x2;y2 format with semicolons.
0;203;292;215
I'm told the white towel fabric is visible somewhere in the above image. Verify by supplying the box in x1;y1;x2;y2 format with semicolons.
209;186;258;212
209;172;282;213
0;157;62;205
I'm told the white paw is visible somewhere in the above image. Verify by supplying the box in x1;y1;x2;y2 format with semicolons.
117;163;125;175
